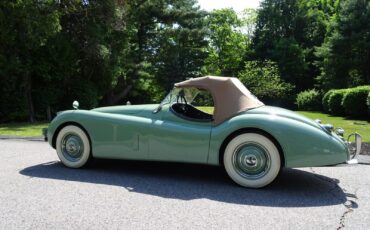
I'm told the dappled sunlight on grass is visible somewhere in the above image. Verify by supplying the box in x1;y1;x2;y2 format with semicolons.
196;106;214;114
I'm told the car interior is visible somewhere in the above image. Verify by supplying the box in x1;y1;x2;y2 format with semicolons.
170;103;213;122
170;90;213;122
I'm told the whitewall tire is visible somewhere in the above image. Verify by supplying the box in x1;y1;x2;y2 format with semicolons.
223;133;281;188
56;125;91;168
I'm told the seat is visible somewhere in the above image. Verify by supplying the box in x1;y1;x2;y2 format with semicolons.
170;103;213;122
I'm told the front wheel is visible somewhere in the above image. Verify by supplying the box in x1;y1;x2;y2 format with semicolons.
56;125;91;168
223;133;281;188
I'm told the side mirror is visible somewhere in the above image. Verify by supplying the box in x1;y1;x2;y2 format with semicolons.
72;101;79;110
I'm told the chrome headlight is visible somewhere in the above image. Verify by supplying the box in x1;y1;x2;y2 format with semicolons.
335;127;345;136
321;124;333;133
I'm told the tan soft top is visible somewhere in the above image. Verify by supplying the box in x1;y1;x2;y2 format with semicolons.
175;76;264;125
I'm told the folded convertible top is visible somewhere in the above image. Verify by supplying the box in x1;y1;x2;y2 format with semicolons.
175;76;264;125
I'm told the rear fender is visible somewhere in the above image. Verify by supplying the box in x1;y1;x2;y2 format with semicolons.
208;113;348;168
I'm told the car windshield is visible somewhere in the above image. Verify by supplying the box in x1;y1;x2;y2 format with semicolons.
154;87;212;113
159;87;201;107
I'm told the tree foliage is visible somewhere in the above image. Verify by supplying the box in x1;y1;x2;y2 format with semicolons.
238;60;294;105
203;8;248;77
316;0;370;89
1;0;369;122
0;0;208;122
252;0;339;92
0;0;61;121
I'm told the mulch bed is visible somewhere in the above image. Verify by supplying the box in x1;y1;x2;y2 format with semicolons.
361;142;370;155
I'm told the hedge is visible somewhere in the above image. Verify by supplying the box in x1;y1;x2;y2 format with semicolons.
328;89;348;115
296;89;322;111
322;90;334;113
342;86;370;117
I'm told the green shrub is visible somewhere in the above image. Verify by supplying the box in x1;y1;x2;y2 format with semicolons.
296;89;322;111
342;86;370;117
238;60;294;105
328;89;348;115
322;90;334;113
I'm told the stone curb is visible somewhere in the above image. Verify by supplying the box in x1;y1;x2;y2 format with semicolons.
0;135;44;141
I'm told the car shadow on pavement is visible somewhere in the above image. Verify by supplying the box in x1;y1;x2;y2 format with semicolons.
20;159;349;207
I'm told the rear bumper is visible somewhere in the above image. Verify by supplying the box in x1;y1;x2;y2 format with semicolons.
346;133;362;164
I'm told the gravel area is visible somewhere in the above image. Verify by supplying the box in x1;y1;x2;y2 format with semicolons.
1;139;370;229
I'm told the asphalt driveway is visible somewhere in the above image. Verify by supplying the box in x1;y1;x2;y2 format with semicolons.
0;139;369;229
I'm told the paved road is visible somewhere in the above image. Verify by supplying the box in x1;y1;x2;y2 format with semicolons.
0;139;370;229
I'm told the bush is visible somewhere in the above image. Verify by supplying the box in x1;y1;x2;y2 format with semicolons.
328;89;348;115
322;90;334;113
238;60;294;105
296;89;322;111
342;86;370;117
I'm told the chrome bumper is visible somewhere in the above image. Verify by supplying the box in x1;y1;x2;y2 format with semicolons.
346;133;362;164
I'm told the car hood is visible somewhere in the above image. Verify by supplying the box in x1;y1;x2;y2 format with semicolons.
245;106;321;129
91;104;158;116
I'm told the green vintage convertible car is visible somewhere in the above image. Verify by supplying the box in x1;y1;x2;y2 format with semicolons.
45;76;362;188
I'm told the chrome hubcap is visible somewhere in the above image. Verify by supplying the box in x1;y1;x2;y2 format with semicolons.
61;133;84;162
245;155;257;166
232;143;270;180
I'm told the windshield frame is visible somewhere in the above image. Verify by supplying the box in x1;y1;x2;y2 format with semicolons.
153;87;203;113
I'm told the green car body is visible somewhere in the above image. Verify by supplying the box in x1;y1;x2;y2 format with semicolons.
47;103;351;168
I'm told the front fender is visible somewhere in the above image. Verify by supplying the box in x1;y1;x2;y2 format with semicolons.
208;113;348;168
47;110;152;149
47;110;76;147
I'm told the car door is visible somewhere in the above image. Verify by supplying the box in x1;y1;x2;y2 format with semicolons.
147;106;212;163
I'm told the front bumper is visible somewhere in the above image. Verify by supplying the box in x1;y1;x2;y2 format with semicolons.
346;133;362;164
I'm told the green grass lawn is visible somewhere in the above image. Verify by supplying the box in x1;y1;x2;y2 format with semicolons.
0;110;368;142
0;122;48;137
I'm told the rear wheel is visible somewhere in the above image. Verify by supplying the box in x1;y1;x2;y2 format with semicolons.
223;133;281;188
56;125;91;168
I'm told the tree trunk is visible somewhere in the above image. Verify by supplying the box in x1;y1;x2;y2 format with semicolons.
46;105;52;121
111;85;133;104
102;85;133;106
25;76;35;123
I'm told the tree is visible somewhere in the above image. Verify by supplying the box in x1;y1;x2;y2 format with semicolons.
252;0;338;93
240;8;257;44
102;0;208;104
203;8;248;77
149;0;209;91
316;0;370;89
0;0;209;121
0;0;61;122
238;60;294;105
